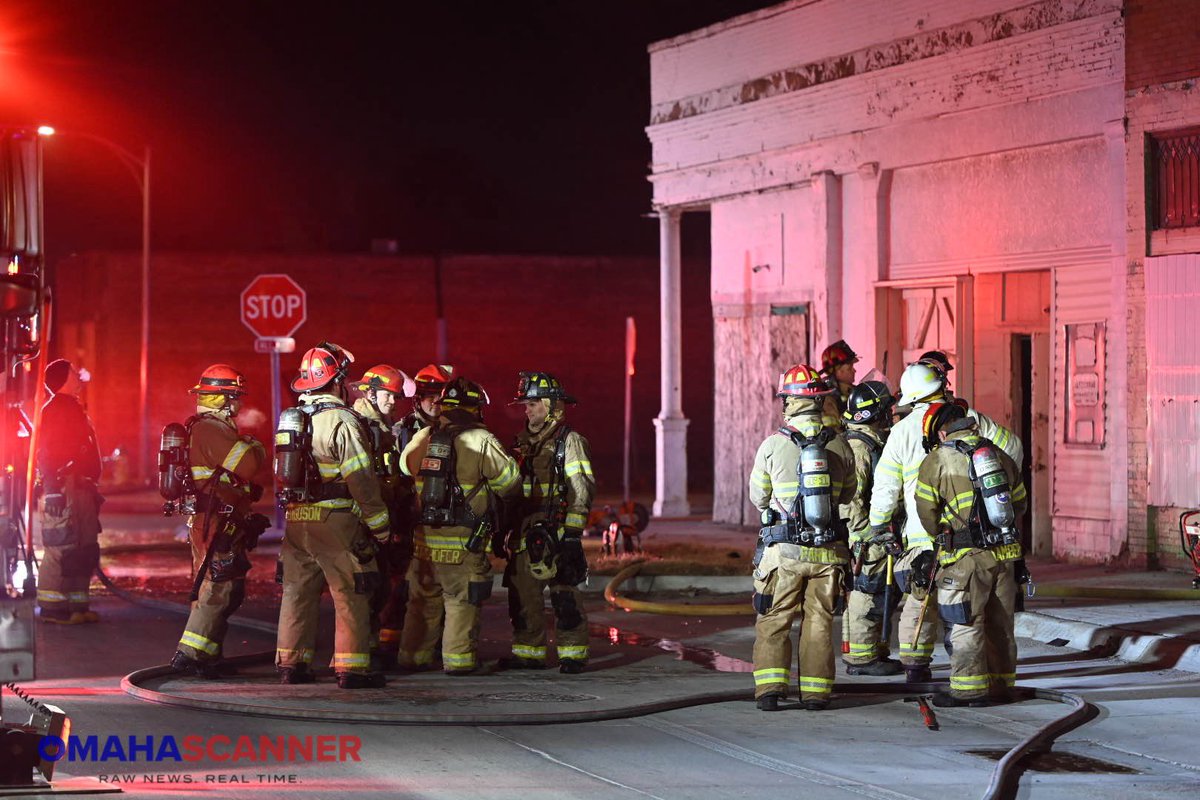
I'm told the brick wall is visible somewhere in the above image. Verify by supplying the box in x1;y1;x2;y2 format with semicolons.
1126;0;1200;90
51;252;714;497
1125;0;1200;567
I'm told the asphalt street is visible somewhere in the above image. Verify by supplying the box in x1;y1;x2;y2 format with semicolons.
6;509;1200;799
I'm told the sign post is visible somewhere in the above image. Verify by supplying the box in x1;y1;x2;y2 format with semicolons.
241;274;307;532
624;317;636;505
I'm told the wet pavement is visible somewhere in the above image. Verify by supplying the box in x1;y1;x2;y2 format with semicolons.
6;502;1200;798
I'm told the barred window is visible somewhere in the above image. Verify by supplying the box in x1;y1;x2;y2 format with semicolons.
1151;128;1200;230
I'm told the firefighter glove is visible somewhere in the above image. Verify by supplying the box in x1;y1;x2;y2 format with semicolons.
490;527;509;560
243;512;271;549
554;537;588;586
909;549;936;589
869;524;896;545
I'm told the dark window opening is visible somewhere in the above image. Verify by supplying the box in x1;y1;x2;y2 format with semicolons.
1151;127;1200;230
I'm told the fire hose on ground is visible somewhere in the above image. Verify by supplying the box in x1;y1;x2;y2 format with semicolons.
100;557;1107;799
602;559;1099;800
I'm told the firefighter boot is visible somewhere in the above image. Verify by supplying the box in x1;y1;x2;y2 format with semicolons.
756;693;782;712
905;665;932;684
371;650;399;672
846;658;902;676
170;651;222;680
559;659;585;675
337;672;387;689
278;664;316;685
931;691;989;708
801;698;830;711
499;657;547;671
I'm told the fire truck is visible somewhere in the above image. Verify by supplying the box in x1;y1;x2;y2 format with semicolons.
0;127;69;787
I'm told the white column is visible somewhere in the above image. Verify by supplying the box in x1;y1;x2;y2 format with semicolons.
654;208;690;517
1104;118;1130;547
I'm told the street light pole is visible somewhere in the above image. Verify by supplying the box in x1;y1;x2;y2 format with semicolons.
39;127;152;482
138;146;151;485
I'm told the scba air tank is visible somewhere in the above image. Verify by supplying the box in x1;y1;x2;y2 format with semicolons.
799;441;833;533
157;422;188;501
970;444;1016;531
274;407;311;491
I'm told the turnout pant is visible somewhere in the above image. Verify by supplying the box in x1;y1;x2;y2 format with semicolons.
504;550;589;664
276;509;380;675
37;479;102;618
374;538;412;655
936;549;1018;700
895;548;939;667
177;514;250;661
398;550;492;672
844;544;897;666
752;553;842;702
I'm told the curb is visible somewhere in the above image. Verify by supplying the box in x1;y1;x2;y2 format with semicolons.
593;572;1200;674
1016;610;1200;674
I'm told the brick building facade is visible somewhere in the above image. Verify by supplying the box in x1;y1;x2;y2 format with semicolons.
648;0;1200;565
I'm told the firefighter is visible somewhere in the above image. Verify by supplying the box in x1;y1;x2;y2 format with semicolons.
917;350;953;382
840;380;901;676
750;364;857;711
820;339;859;417
36;359;103;624
502;372;595;674
352;364;415;670
869;361;1023;683
394;364;454;454
397;376;520;675
918;350;963;401
170;365;268;677
275;342;391;689
914;402;1027;707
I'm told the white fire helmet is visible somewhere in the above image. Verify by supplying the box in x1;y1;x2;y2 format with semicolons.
898;362;946;406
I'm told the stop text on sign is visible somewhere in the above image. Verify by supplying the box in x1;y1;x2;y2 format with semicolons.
244;294;302;320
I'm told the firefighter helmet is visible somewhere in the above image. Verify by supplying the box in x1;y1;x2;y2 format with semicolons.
413;364;455;397
440;376;490;409
291;341;355;393
190;364;248;397
898;362;946;406
918;350;954;375
44;358;80;395
844;380;895;424
921;401;969;452
776;364;833;397
820;340;859;375
355;364;414;397
511;371;577;404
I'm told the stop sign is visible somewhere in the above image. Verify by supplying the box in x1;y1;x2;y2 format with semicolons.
241;274;307;339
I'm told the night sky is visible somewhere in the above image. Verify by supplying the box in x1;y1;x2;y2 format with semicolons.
1;1;777;265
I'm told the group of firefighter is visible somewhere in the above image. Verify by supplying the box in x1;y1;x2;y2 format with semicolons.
34;337;1028;706
157;343;596;689
750;342;1028;711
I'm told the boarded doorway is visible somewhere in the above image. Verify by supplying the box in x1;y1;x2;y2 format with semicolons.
875;277;975;395
1012;331;1052;556
711;303;810;525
